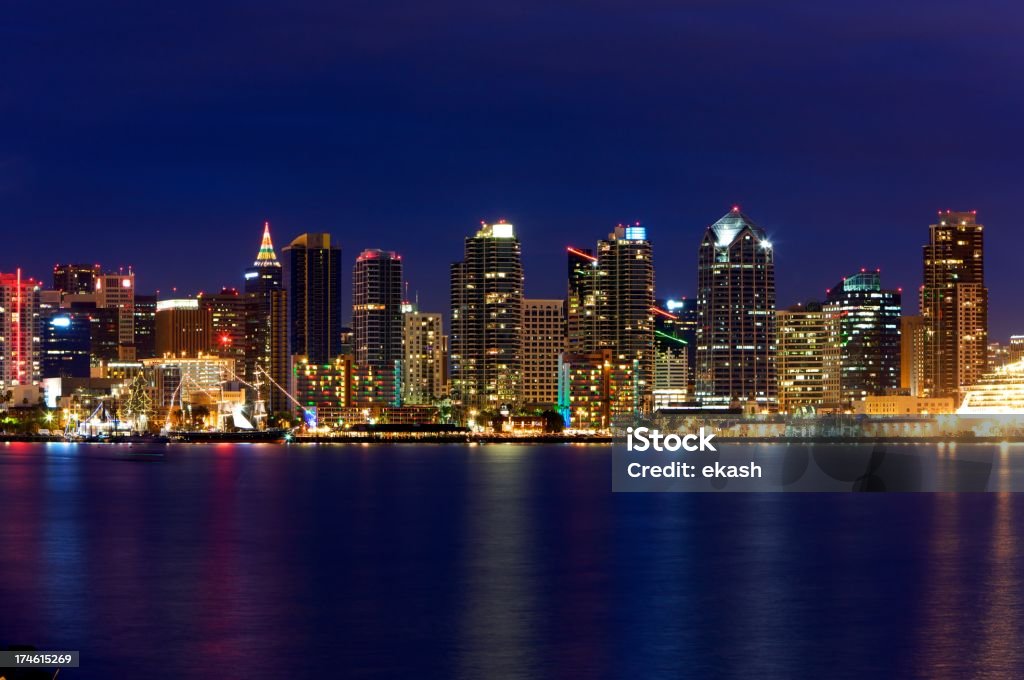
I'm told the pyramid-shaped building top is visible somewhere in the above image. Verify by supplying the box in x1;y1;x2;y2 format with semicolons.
707;206;766;246
253;221;281;267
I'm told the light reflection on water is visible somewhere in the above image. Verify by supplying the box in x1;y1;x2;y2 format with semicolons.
0;443;1023;678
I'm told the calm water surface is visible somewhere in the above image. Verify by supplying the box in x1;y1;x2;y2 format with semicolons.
1;442;1023;678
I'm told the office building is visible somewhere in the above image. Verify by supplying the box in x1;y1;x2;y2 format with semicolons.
824;270;902;405
155;298;212;358
920;210;988;398
695;207;777;408
95;270;135;356
0;270;41;388
244;222;288;412
521;298;566;406
133;294;158;359
41;312;91;379
199;287;248;368
352;249;403;405
566;247;599;353
284;232;342;364
450;221;523;409
775;303;841;413
900;315;926;396
53;264;101;295
402;307;446;405
595;224;654;411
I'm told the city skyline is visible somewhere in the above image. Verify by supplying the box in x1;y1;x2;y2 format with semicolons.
1;210;1019;342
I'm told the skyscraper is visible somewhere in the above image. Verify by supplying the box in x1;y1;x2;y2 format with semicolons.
566;247;599;353
594;224;655;412
0;270;41;388
521;298;566;406
284;232;342;365
921;210;988;398
824;270;902;405
133;294;158;360
696;207;777;408
352;249;403;405
244;222;288;412
450;221;523;409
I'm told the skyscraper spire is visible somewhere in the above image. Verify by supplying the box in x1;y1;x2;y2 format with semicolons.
253;221;281;268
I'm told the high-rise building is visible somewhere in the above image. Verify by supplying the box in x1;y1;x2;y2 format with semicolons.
284;233;342;365
521;299;566;406
41;313;91;379
402;307;446;405
133;294;158;359
0;271;41;388
824;271;902;405
352;249;403;406
595;225;654;412
696;207;777;408
95;271;135;357
53;264;101;295
450;221;523;409
199;287;248;369
565;226;654;413
921;210;988;398
901;315;927;396
775;303;841;413
566;247;599;353
652;298;697;409
244;223;288;412
155;299;212;358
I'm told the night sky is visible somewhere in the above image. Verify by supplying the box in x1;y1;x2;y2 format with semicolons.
3;1;1022;339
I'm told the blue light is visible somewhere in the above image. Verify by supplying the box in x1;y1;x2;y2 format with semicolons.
50;316;72;328
624;226;646;240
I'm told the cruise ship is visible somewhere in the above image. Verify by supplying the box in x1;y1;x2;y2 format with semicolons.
957;360;1024;414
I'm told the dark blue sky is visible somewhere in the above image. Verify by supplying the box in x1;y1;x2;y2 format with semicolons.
2;1;1022;338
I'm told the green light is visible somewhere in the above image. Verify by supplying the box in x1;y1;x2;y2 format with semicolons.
655;330;687;345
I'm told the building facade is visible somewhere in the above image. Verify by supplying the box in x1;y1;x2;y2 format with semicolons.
155;299;213;358
244;223;288;412
200;288;248;369
449;221;523;409
352;249;403;405
824;271;902;406
0;271;41;389
521;298;566;406
696;207;777;408
285;232;342;364
775;303;841;413
920;210;988;398
402;308;446;405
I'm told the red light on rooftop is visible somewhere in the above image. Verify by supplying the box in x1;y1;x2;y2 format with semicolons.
731;205;740;212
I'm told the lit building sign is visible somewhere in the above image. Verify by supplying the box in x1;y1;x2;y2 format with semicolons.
156;298;199;312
